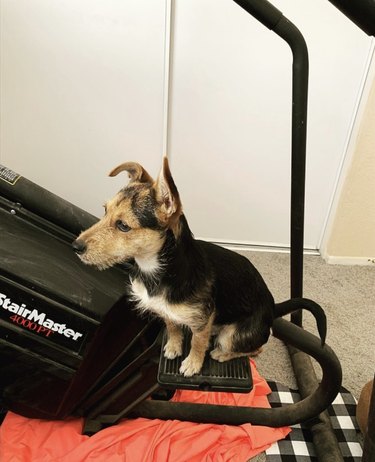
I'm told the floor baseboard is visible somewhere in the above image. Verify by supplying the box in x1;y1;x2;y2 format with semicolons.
323;255;375;266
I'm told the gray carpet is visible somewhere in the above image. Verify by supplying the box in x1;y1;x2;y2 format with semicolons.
237;251;375;461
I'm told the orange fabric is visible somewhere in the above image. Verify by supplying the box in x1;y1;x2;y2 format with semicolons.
0;361;290;462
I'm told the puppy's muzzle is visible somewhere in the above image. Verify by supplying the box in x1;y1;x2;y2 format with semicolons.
72;239;87;255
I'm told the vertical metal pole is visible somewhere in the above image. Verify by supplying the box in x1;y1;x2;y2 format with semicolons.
273;17;309;324
233;1;308;324
327;0;375;36
233;2;344;460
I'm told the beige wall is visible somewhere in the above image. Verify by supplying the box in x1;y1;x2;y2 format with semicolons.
324;73;375;264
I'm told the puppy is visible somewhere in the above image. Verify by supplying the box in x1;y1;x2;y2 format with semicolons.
73;157;326;377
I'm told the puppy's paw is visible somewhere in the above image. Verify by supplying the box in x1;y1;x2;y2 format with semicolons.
179;355;202;377
210;348;232;363
164;340;183;360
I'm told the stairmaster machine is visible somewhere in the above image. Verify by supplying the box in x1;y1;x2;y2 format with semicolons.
1;1;374;461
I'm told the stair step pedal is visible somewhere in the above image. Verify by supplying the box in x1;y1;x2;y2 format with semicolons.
158;330;253;393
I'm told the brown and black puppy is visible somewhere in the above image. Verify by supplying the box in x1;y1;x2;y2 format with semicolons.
73;157;326;377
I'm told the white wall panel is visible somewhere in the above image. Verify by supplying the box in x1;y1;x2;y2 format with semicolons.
168;0;372;249
0;0;166;217
1;0;372;249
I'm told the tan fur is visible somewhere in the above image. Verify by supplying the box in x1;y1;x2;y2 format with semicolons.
154;157;183;238
130;279;208;330
130;277;214;376
210;324;263;362
180;313;215;377
130;262;214;376
163;320;184;360
109;162;154;184
77;191;165;270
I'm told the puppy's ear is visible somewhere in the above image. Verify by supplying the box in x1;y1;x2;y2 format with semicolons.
155;156;182;220
109;162;154;184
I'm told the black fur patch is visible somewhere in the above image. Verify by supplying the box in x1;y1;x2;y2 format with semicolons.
131;212;325;354
122;185;160;230
131;214;274;345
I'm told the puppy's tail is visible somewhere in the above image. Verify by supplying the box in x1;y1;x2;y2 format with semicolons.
274;298;327;346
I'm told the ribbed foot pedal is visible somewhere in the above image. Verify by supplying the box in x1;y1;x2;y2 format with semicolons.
158;330;253;393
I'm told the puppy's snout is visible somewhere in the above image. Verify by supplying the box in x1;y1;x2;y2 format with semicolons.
72;239;87;255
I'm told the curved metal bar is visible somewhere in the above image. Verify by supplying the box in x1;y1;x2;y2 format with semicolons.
327;0;375;36
0;168;98;236
273;16;309;309
230;3;344;459
233;1;309;321
131;319;342;427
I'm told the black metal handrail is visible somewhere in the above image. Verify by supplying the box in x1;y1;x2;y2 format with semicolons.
131;318;342;427
328;0;375;36
234;0;309;326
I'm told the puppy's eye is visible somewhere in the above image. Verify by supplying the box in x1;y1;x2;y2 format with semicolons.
103;204;107;215
116;220;131;232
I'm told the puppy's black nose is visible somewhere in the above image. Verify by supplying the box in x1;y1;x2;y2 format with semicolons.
72;239;87;255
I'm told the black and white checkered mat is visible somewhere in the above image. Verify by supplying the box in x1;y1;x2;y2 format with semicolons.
265;382;363;461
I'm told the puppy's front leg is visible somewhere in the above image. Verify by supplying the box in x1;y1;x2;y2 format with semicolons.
180;314;214;377
164;320;183;360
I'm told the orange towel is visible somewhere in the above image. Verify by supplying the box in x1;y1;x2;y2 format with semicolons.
0;360;290;462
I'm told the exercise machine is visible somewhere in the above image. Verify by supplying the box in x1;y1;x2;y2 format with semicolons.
1;1;374;460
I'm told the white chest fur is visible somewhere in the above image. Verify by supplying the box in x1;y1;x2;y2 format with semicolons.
130;278;200;327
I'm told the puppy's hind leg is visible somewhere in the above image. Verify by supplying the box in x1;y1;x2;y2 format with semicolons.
164;320;183;360
210;324;238;362
210;323;266;362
